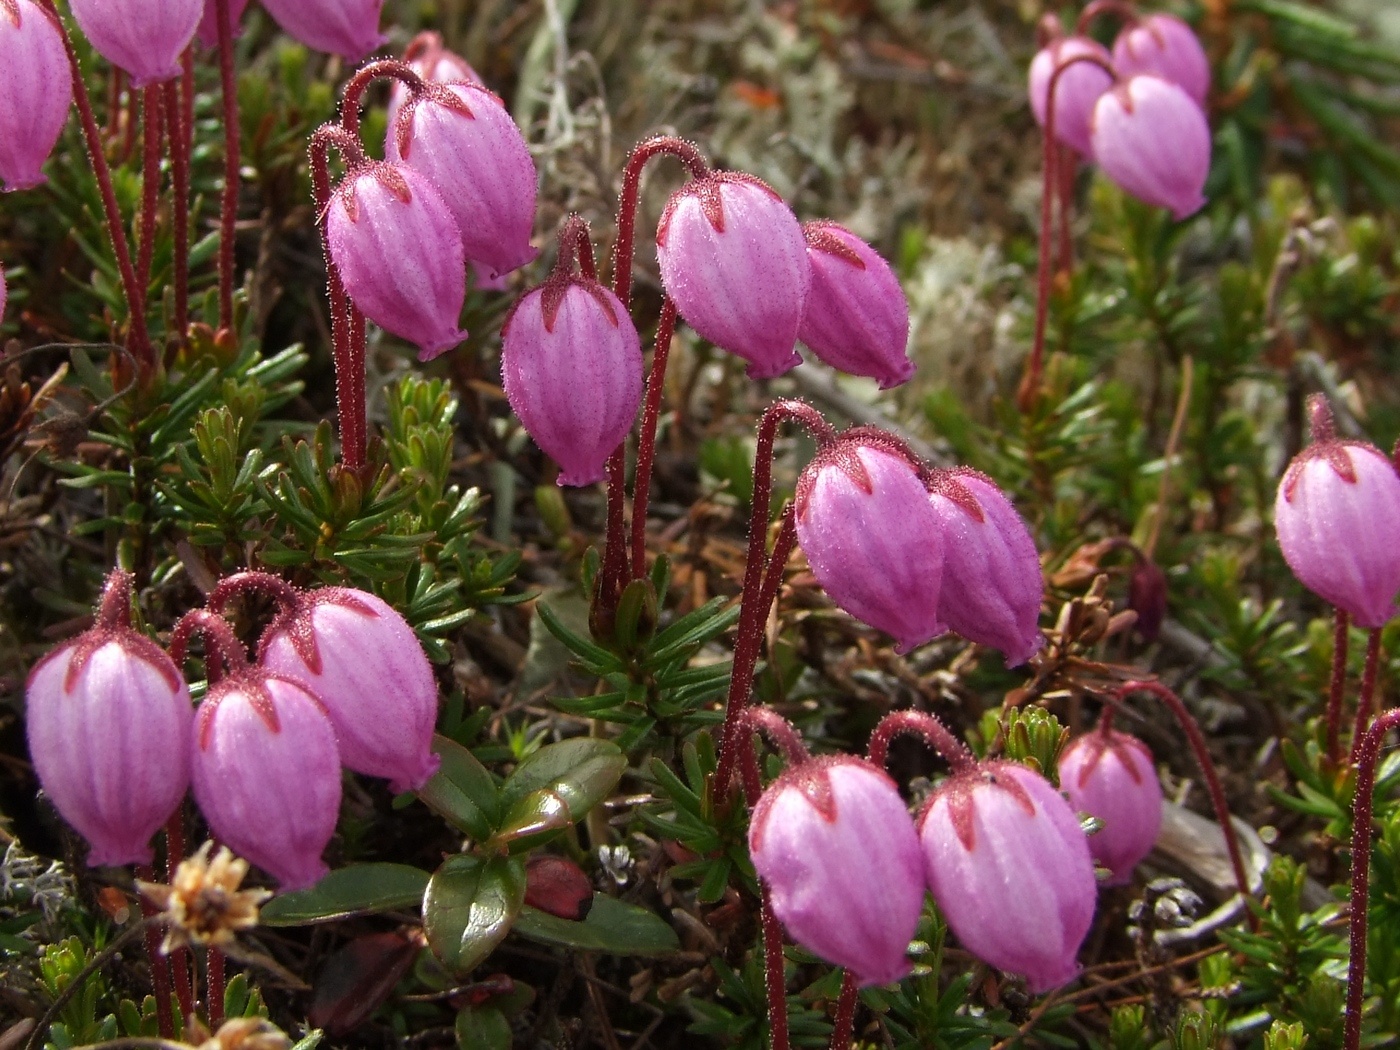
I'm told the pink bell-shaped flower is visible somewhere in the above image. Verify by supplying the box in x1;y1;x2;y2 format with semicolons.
191;670;341;891
1275;395;1400;628
25;571;192;867
797;221;913;389
1028;35;1114;158
794;428;944;653
750;755;925;986
501;223;642;487
1112;14;1210;107
919;761;1097;992
260;0;385;60
0;0;73;191
258;587;441;794
195;0;250;49
1091;75;1211;221
386;31;482;132
1059;726;1162;886
69;0;203;87
656;171;811;379
325;161;469;362
388;83;539;282
926;469;1043;667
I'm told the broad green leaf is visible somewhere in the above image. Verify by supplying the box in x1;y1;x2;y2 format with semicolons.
489;789;574;852
499;738;626;821
454;1005;511;1050
416;734;499;840
423;854;526;974
514;895;679;956
260;864;431;926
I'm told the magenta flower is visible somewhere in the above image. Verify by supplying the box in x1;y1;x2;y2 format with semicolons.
69;0;203;87
502;263;642;487
0;0;73;191
260;0;385;60
794;429;944;653
1091;75;1211;221
1275;396;1400;627
259;587;441;794
1112;14;1210;107
325;161;469;361
25;571;192;867
750;756;925;986
797;221;913;388
920;761;1097;992
388;83;538;282
195;0;250;49
1028;36;1114;158
386;31;482;133
191;671;341;891
657;172;811;379
1059;727;1162;886
926;469;1043;667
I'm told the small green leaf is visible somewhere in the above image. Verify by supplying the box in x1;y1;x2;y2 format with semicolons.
423;855;526;974
514;895;679;956
499;738;626;821
260;864;431;926
416;734;500;840
488;789;574;851
454;1005;511;1050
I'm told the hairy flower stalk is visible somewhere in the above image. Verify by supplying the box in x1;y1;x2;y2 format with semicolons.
214;0;238;330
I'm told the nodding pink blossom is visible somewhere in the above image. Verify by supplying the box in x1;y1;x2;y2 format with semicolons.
1059;727;1162;886
196;0;250;49
750;756;926;986
69;0;203;87
794;429;944;653
797;221;913;389
191;670;341;891
1091;75;1211;221
325;161;469;362
388;83;539;283
259;587;441;794
657;172;811;379
25;571;192;868
926;469;1043;667
1275;396;1400;628
0;0;73;191
919;761;1097;992
1028;35;1114;158
1112;14;1210;108
387;31;482;132
501;271;643;487
260;0;385;61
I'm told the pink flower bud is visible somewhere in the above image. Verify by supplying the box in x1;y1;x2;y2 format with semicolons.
657;172;811;379
0;0;73;191
1059;728;1162;886
926;469;1043;667
920;761;1097;992
326;161;469;361
191;670;341;891
1091;76;1210;221
388;84;539;282
259;588;441;794
750;756;925;986
1028;36;1114;158
1274;396;1400;627
195;0;250;49
1112;14;1210;107
69;0;202;87
260;0;385;60
797;221;913;388
25;571;192;867
794;430;944;653
501;273;642;486
386;32;482;133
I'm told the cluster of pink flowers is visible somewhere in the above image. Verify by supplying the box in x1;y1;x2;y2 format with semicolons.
1029;8;1212;220
25;570;441;890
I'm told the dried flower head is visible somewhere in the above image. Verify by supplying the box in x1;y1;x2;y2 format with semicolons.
186;1016;292;1050
138;841;270;953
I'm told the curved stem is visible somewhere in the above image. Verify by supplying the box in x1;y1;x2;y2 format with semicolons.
1115;681;1254;919
1343;707;1400;1050
738;705;810;768
867;710;976;774
828;972;858;1050
215;0;240;331
170;609;250;682
1326;607;1351;764
553;214;597;280
96;569;135;630
206;569;303;617
1349;629;1384;763
25;919;154;1050
136;86;163;296
630;297;678;578
1076;0;1140;34
609;135;711;307
340;59;426;135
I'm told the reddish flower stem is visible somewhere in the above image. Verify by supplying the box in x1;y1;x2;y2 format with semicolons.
122;82;139;164
215;0;240;331
1076;0;1140;34
1349;629;1384;764
737;705;811;768
134;863;176;1038
1343;707;1400;1050
1115;681;1255;922
867;709;977;774
163;74;191;358
828;971;858;1050
136;86;162;296
630;297;678;578
738;741;791;1050
206;569;303;617
207;944;226;1026
610;135;711;308
96;569;135;629
1055;143;1076;277
162;812;196;1023
170;609;251;681
1326;607;1351;764
35;0;153;372
339;59;426;136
